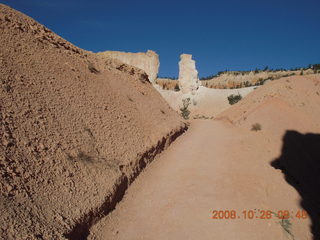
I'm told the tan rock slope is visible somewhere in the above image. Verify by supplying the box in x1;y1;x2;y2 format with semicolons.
218;74;320;136
218;74;320;239
0;4;186;240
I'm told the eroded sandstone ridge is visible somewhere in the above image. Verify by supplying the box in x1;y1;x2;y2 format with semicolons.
178;54;199;94
201;68;317;89
97;50;160;83
0;4;186;240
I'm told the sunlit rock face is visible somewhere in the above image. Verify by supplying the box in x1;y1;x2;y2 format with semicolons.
178;54;199;94
97;50;159;83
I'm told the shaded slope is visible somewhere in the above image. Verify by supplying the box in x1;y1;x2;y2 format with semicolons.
0;4;186;240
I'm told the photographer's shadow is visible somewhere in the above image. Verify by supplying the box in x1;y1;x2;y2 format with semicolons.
271;130;320;240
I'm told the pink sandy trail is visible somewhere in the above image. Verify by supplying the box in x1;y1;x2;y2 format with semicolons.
89;120;311;240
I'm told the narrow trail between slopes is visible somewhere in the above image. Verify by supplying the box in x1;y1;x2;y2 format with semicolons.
89;120;311;240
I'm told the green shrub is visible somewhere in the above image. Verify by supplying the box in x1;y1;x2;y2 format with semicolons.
180;98;191;119
227;94;242;105
244;81;252;87
174;83;180;91
251;123;262;131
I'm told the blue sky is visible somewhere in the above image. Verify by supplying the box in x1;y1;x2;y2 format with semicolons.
2;0;320;77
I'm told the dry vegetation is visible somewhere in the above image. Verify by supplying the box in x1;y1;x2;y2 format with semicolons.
155;78;179;91
201;68;318;89
156;69;320;91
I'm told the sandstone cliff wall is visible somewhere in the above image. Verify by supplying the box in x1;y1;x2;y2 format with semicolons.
97;50;159;83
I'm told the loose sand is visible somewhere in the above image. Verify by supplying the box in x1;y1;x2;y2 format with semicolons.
88;120;311;240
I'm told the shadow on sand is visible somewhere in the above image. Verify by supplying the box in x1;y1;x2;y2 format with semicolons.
271;130;320;240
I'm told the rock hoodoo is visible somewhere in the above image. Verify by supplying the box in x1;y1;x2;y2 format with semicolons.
97;50;160;83
178;54;200;94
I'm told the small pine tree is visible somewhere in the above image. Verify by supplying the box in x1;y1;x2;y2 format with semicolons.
227;94;242;105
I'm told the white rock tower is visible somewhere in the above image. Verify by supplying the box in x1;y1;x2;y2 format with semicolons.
178;54;199;94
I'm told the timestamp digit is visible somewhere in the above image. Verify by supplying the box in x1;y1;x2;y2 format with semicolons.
260;210;266;219
243;210;254;219
283;210;290;219
225;210;230;219
230;210;236;219
301;210;308;219
212;210;218;219
296;210;308;219
218;210;224;219
266;210;272;219
278;210;290;219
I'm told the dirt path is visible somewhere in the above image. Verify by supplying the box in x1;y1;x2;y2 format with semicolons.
89;120;311;240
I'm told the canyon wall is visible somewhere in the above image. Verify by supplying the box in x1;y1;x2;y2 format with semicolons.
97;50;160;83
201;69;316;89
